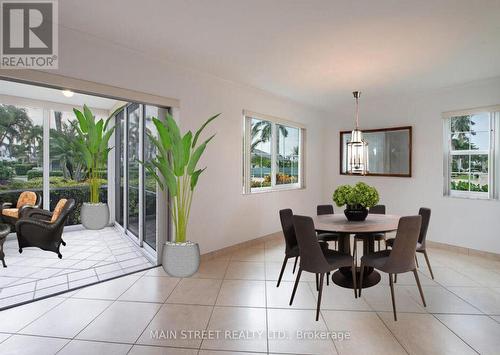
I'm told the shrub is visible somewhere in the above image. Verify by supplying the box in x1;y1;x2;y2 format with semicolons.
276;173;297;184
333;182;379;208
251;180;271;188
14;163;35;175
451;181;488;192
27;169;42;180
0;163;13;181
0;182;108;226
27;169;64;180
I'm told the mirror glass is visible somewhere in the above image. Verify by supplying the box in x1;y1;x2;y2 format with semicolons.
340;127;412;176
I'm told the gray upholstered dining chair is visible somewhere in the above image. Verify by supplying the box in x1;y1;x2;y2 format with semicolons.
277;209;301;287
316;204;339;250
353;204;386;263
290;215;357;321
278;209;332;288
386;207;434;280
359;215;427;321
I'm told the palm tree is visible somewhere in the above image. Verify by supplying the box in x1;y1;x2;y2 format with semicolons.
50;120;85;181
0;105;34;159
451;115;476;150
250;120;288;152
54;111;63;131
24;125;43;164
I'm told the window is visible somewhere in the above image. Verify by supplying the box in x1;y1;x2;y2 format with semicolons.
0;104;44;212
243;111;304;193
444;108;500;199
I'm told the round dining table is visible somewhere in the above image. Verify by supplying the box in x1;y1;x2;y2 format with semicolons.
312;213;400;289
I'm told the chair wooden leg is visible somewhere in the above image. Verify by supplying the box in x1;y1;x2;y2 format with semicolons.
415;254;420;268
1;258;6;268
277;256;288;287
327;272;330;286
353;240;357;266
413;269;427;307
334;240;337;250
378;240;381;251
423;250;434;280
351;261;357;299
289;268;302;305
358;261;365;297
394;274;397;283
293;256;298;274
315;273;319;291
316;273;324;321
389;273;397;321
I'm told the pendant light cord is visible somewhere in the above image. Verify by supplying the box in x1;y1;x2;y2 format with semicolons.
355;96;359;129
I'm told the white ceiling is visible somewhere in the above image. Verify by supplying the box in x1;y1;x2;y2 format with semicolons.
60;0;500;111
0;80;119;110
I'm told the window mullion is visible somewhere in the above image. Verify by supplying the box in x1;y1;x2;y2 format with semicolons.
492;112;498;199
42;109;50;210
244;116;251;194
271;122;277;188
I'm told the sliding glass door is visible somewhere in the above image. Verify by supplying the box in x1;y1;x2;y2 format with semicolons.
127;104;141;238
114;103;162;252
144;106;158;249
115;110;125;226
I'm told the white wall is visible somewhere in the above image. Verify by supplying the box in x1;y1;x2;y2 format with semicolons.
38;27;500;255
323;77;500;254
52;29;328;253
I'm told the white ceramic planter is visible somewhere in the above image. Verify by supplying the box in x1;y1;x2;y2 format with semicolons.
81;202;109;230
162;241;200;277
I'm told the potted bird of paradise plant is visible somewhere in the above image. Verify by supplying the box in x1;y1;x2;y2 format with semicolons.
73;104;120;229
141;112;220;277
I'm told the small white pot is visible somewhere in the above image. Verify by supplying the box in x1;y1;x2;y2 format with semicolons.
162;241;200;277
81;202;109;230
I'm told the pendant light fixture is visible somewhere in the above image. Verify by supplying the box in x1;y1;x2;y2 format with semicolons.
346;91;368;175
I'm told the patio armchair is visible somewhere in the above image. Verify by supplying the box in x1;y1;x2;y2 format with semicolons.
0;191;42;229
16;199;75;259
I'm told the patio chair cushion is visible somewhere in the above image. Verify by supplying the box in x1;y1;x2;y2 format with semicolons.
2;208;18;219
16;191;37;208
50;199;67;223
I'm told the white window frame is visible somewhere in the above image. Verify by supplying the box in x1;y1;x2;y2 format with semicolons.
443;106;500;200
243;110;305;194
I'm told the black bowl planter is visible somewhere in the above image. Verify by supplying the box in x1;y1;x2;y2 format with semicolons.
344;205;369;221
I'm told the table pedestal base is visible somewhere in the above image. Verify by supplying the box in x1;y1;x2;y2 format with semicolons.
331;232;382;289
332;267;381;289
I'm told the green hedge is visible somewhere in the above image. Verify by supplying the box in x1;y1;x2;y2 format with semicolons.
0;185;108;226
0;165;13;181
451;181;488;192
14;163;35;175
27;169;64;180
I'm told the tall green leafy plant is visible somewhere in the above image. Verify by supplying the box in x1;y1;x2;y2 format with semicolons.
141;113;220;243
73;105;119;203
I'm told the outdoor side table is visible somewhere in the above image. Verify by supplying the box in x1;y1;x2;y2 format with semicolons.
0;223;10;267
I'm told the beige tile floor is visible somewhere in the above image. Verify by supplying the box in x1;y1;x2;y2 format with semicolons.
1;237;500;354
0;227;154;309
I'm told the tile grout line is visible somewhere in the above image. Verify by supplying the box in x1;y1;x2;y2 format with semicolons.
263;248;270;355
198;256;231;352
127;272;182;349
357;250;411;355
430;312;481;354
54;273;146;353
